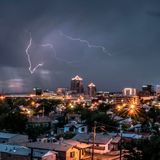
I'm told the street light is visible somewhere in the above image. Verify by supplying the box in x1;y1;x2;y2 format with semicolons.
128;104;139;116
128;104;135;116
130;104;135;109
31;101;35;106
116;105;122;111
0;96;5;101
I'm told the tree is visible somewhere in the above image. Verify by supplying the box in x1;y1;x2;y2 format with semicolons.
124;136;160;160
81;110;118;131
0;110;27;133
26;125;48;142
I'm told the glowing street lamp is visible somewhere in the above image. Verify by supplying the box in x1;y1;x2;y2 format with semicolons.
128;104;138;116
68;103;74;109
116;105;122;111
122;103;127;107
0;96;5;101
130;104;135;109
128;109;135;115
31;101;35;106
70;105;74;109
27;110;31;114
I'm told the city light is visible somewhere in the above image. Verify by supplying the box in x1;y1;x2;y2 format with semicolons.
130;104;135;109
116;105;122;111
0;96;5;100
0;1;160;160
31;101;35;106
128;104;139;116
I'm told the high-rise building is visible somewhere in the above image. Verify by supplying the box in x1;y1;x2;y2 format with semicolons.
88;82;96;97
71;75;84;94
123;88;137;96
141;85;154;96
33;87;42;95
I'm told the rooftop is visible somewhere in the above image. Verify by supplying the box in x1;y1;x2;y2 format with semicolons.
0;144;30;156
63;139;91;149
73;133;112;144
0;132;18;139
88;83;96;87
107;132;142;139
64;123;86;128
28;116;51;123
27;142;72;152
72;75;83;81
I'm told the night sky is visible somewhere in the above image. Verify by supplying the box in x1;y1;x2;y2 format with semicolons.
0;0;160;92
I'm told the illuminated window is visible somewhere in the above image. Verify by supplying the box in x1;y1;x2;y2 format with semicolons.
70;151;75;158
82;149;85;155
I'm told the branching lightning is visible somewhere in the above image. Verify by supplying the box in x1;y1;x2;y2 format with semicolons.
25;33;43;74
25;30;110;74
59;31;111;56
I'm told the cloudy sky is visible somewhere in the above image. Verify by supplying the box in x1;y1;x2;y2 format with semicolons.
0;0;160;92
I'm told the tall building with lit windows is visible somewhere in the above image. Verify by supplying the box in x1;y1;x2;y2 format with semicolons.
123;88;137;96
141;84;154;96
88;82;96;97
71;75;84;94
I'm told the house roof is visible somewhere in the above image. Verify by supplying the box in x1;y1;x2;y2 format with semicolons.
0;143;55;158
27;142;72;152
42;151;57;158
64;123;85;128
63;139;92;149
107;132;142;139
73;133;112;145
0;132;18;139
111;136;121;144
0;144;30;156
28;116;51;123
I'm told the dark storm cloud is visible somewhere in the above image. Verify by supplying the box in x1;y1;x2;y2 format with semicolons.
0;0;160;92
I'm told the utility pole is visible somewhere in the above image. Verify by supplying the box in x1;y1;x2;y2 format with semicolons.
120;124;123;160
30;148;33;160
43;105;44;117
91;121;96;160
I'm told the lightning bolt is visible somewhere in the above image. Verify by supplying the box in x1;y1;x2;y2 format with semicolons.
25;30;110;74
25;33;43;74
41;43;78;64
59;31;111;56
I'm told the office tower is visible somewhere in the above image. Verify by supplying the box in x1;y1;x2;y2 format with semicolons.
142;85;154;96
123;88;137;96
88;82;96;97
71;75;84;94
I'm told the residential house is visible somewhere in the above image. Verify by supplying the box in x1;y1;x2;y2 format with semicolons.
0;144;30;160
107;132;143;141
63;139;91;160
27;142;80;160
27;116;51;128
64;121;88;134
110;136;121;151
66;113;81;123
42;151;57;160
73;133;113;154
0;143;57;160
0;132;28;144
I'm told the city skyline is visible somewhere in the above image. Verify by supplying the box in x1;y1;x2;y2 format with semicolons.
0;0;160;92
